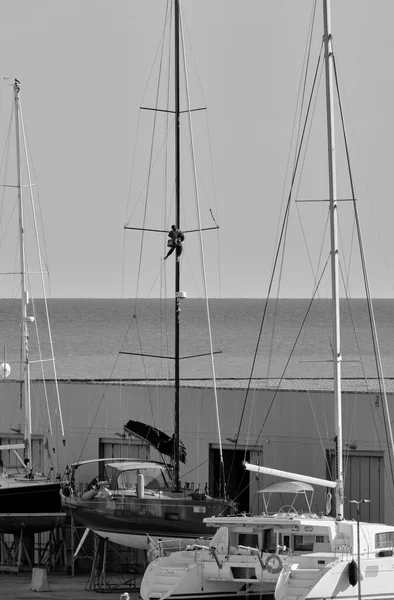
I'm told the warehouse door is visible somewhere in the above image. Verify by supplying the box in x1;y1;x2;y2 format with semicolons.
210;447;250;513
326;450;384;522
98;437;150;479
0;435;43;472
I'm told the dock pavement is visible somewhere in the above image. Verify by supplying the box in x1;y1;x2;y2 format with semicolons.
0;571;141;600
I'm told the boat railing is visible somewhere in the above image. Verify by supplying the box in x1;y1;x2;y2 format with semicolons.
208;546;222;569
155;537;210;557
194;543;228;568
238;545;265;569
334;544;352;561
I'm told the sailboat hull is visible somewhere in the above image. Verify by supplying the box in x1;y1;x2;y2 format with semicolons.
0;479;64;533
62;493;231;547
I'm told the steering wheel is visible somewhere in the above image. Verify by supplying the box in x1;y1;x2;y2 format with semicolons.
277;505;298;516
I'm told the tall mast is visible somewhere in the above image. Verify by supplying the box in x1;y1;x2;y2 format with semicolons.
14;80;32;475
323;0;344;519
174;0;181;492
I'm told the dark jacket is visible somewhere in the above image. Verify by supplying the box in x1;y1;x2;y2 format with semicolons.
168;229;184;246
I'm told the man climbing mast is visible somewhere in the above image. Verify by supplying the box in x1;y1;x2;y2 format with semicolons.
164;224;185;262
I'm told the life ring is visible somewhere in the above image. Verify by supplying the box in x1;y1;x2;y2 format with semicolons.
265;554;283;574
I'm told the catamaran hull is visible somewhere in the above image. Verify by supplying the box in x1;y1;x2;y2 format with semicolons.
275;555;394;600
0;481;64;533
142;590;273;600
141;555;275;600
62;495;230;547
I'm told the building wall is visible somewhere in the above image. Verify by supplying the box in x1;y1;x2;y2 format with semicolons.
0;380;393;523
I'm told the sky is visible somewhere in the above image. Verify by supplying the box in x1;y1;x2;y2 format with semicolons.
0;0;393;299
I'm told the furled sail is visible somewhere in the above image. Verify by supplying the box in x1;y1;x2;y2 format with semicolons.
124;420;187;464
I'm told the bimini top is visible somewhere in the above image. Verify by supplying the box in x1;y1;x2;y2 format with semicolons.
258;481;315;494
106;461;168;472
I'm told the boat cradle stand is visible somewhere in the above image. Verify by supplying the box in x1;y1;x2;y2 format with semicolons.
0;517;67;574
85;534;144;593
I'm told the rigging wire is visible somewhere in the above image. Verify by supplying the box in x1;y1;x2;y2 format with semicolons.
179;3;226;499
0;97;15;254
124;0;172;228
176;14;222;298
181;17;221;224
0;104;23;402
123;1;174;430
227;32;325;493
251;259;330;457
273;0;318;266
305;387;333;479
337;261;383;488
332;52;394;491
262;4;320;388
18;94;66;475
132;6;172;306
294;56;325;290
160;2;173;383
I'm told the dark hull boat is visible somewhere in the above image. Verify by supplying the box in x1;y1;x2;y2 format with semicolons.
0;80;66;535
62;445;233;549
0;479;63;534
64;492;229;549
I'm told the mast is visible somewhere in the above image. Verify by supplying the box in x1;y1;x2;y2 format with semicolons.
174;0;181;492
14;79;33;476
323;0;344;519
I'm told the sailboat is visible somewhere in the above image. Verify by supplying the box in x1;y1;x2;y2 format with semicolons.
61;0;234;550
140;1;394;599
0;80;66;535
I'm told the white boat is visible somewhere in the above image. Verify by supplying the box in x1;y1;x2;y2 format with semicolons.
140;1;394;599
0;80;66;534
141;480;330;599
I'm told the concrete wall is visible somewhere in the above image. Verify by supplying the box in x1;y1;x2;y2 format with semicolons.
1;379;393;523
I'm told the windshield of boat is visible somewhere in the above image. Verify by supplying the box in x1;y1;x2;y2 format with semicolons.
116;468;169;491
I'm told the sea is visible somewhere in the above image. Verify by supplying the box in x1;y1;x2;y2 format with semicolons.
0;297;394;381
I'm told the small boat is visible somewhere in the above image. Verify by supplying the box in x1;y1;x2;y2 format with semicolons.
140;1;394;599
0;80;66;535
61;0;235;549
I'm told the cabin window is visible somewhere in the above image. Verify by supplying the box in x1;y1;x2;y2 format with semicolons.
263;529;277;553
316;535;329;543
375;532;394;548
117;470;138;490
116;468;168;491
144;475;161;490
294;535;314;552
230;566;257;580
142;469;168;489
238;533;259;549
